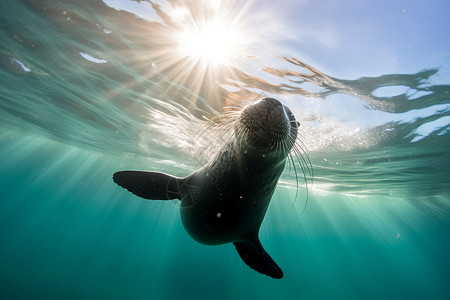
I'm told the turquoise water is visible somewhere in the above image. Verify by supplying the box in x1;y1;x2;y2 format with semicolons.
1;0;449;299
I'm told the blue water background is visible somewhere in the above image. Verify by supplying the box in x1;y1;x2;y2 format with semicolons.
1;0;449;299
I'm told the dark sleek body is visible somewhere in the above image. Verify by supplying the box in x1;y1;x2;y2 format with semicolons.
113;98;298;279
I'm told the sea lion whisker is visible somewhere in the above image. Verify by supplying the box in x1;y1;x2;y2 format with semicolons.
222;105;245;112
288;147;309;213
292;143;313;191
292;142;311;177
287;152;300;207
293;140;314;179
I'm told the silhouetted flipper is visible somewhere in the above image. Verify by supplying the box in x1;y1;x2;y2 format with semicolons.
233;238;283;279
113;171;181;200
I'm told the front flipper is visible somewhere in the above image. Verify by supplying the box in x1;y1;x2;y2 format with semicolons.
113;171;181;200
233;238;283;279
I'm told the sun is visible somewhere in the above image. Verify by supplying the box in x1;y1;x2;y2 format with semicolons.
176;18;244;67
171;2;249;68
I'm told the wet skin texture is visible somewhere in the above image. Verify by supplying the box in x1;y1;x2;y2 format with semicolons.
113;97;298;279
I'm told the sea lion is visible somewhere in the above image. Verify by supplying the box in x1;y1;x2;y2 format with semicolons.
113;97;305;279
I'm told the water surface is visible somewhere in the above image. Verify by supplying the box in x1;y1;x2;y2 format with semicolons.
1;0;449;299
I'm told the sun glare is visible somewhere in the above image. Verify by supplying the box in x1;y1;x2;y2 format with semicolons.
171;1;249;68
177;19;243;66
140;0;278;108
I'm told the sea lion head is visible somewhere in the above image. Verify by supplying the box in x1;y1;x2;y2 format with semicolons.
235;97;299;157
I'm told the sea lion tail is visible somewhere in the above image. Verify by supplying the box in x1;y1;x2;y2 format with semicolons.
113;171;182;200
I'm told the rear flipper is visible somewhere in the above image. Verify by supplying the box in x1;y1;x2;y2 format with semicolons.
234;239;283;279
113;171;181;200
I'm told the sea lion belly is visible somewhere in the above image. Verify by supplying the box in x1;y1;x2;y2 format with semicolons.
179;144;285;245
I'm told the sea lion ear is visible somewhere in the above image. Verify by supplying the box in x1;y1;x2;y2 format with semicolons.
113;171;182;200
233;238;284;279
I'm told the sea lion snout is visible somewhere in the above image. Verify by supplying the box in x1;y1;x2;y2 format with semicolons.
237;97;297;152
